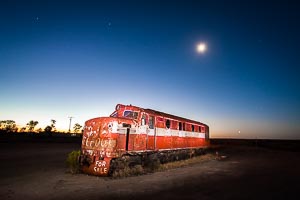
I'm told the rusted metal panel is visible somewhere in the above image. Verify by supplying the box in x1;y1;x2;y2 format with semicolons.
81;117;133;176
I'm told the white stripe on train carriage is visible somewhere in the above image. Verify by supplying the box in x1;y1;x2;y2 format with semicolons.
136;130;204;138
116;127;205;138
155;127;205;138
116;128;127;134
147;129;155;136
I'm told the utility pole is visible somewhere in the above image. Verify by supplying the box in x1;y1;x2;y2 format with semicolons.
68;116;73;133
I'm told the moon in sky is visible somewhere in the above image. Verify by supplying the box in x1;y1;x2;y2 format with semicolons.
196;42;207;53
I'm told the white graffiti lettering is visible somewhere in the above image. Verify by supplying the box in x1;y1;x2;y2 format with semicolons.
94;167;108;174
95;160;106;167
83;138;116;149
85;150;93;155
94;160;108;174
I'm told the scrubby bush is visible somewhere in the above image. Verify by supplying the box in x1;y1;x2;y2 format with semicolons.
66;150;81;174
143;154;161;172
112;164;144;178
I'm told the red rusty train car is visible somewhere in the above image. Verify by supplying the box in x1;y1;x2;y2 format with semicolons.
80;104;209;176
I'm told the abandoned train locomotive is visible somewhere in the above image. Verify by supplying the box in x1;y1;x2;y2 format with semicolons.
80;104;209;176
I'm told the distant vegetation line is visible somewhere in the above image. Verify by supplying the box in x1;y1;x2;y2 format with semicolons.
0;119;83;134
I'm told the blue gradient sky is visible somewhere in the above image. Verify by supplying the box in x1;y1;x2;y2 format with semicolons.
1;0;299;139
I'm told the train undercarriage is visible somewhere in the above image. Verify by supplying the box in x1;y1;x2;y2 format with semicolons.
80;147;208;177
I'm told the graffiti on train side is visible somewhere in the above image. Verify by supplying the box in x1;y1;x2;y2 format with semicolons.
85;121;121;137
84;126;98;137
82;136;117;149
84;125;102;136
94;160;108;174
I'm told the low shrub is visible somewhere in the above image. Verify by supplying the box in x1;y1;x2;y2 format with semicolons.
66;150;81;174
111;164;144;178
158;153;214;171
143;155;161;172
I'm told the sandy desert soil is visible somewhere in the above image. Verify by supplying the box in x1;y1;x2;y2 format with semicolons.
0;140;300;200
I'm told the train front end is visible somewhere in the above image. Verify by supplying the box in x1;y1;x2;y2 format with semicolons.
80;116;133;176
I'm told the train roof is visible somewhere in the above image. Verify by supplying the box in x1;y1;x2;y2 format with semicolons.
115;104;208;127
143;108;208;127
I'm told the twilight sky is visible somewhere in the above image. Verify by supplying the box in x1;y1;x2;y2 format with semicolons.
0;0;299;139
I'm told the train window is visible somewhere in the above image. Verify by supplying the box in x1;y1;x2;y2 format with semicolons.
202;126;205;132
179;122;182;130
133;112;138;119
166;119;170;129
141;114;146;125
149;116;154;129
192;125;194;132
123;110;138;119
183;123;186;131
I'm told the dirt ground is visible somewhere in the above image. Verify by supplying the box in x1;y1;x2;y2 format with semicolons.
0;140;300;200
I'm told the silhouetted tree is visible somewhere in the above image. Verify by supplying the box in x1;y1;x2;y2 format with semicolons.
37;128;43;133
0;121;4;130
0;120;17;132
73;123;82;133
44;126;52;132
50;119;56;132
44;125;53;136
26;120;39;132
